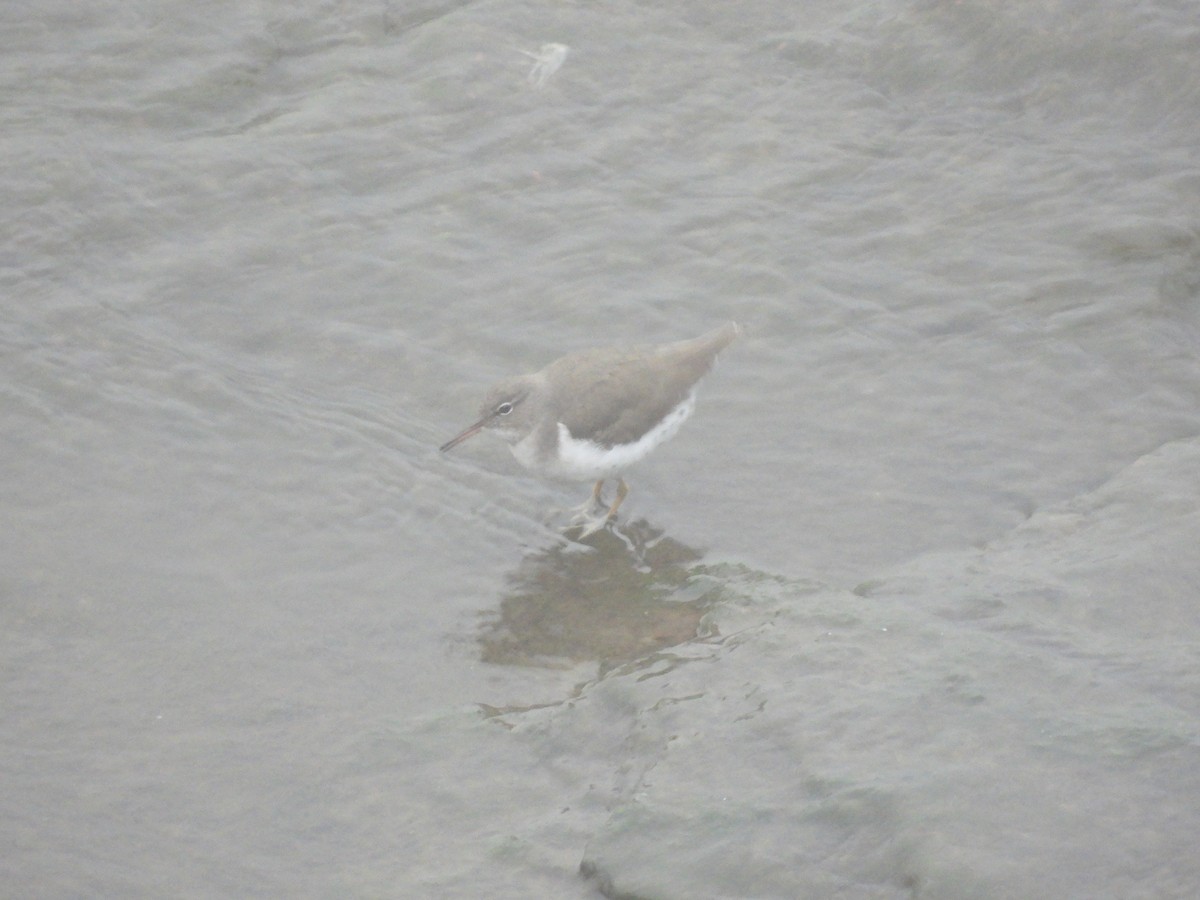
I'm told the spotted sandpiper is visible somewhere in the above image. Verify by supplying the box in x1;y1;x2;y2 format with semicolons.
440;321;739;536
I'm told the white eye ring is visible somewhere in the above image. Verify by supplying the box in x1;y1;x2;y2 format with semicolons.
496;401;514;415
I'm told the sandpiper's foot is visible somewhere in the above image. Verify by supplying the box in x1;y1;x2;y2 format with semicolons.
565;478;630;538
571;510;610;539
565;479;607;537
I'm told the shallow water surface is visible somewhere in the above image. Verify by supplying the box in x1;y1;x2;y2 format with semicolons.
3;1;1199;896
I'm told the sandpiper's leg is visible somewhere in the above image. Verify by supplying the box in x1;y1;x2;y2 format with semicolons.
568;479;604;518
605;478;630;520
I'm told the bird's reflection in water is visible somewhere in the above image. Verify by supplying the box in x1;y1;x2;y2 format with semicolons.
478;520;722;669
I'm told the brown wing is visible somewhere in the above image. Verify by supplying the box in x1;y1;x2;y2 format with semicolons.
550;323;738;448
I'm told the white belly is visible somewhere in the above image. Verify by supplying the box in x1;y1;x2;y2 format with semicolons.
511;392;697;481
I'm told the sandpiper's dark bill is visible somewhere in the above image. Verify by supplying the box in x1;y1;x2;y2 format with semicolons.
439;419;488;453
440;322;739;536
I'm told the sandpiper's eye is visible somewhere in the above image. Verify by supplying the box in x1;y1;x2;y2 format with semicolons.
496;401;514;416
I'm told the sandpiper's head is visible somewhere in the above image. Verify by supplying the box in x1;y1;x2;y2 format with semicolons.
439;375;540;452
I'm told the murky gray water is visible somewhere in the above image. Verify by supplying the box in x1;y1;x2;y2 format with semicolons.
4;1;1199;897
